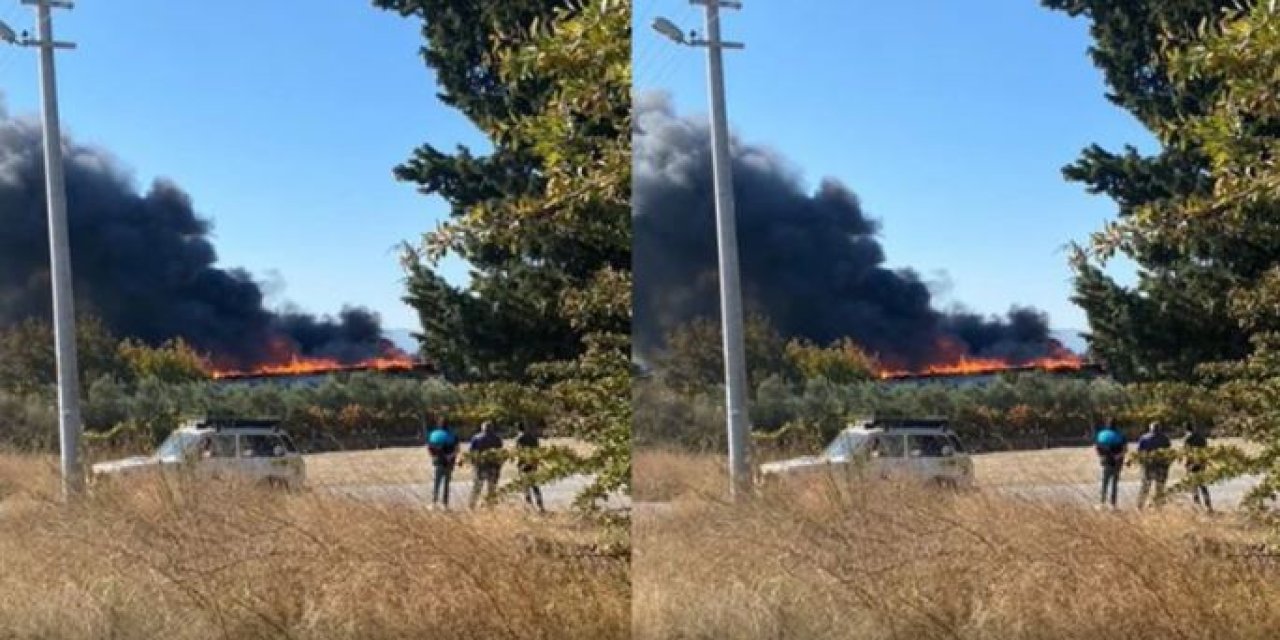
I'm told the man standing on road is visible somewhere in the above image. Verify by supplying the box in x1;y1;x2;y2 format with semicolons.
515;423;546;513
1095;418;1127;509
1185;425;1212;512
468;421;504;508
426;417;460;510
1136;422;1172;510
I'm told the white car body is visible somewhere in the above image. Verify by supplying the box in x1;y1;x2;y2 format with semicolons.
759;418;974;487
90;419;306;489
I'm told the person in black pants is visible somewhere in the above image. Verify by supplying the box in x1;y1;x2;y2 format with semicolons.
468;422;504;508
1095;419;1127;509
1185;425;1212;512
1136;422;1172;510
426;417;459;510
515;424;546;513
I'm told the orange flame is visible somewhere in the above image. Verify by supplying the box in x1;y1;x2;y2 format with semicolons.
876;339;1086;380
208;350;420;380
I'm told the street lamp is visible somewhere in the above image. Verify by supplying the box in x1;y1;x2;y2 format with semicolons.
0;21;18;45
652;1;751;499
651;17;687;45
1;2;83;499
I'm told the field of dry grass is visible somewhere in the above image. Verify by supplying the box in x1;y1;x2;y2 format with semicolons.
633;449;1280;640
0;452;628;640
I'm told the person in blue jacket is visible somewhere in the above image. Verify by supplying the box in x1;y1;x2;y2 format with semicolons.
426;416;460;509
1094;417;1127;509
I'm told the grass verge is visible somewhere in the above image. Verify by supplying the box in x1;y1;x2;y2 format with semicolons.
0;452;628;640
633;449;1279;640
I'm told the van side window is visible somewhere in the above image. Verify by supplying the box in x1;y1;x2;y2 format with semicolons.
239;434;286;457
907;434;951;457
872;434;905;458
205;434;237;458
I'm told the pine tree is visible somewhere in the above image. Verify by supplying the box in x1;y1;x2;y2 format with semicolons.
1045;0;1250;381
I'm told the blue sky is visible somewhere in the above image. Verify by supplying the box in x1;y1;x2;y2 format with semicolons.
634;0;1152;330
0;0;485;331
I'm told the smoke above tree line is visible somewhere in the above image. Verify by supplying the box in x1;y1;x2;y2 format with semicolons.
0;104;399;369
633;91;1069;370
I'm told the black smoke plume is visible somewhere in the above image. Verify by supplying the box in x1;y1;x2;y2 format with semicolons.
0;106;397;369
634;92;1066;369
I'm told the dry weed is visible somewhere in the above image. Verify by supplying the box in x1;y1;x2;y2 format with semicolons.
633;450;1280;640
0;452;628;640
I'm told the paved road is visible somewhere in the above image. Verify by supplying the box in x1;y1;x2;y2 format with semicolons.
320;474;629;512
997;474;1267;511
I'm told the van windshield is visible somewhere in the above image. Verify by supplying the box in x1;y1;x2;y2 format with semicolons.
824;432;868;459
156;431;201;461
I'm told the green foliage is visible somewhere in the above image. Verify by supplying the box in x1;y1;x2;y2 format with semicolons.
4;373;477;452
527;333;631;510
454;380;551;426
0;317;129;395
1136;2;1280;510
0;318;211;400
637;372;1136;454
0;391;58;450
650;314;794;395
1044;0;1249;382
385;0;630;511
380;0;607;380
784;338;878;386
118;338;208;384
486;0;631;511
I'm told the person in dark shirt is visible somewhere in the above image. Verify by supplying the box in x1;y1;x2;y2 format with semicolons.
1184;425;1212;512
468;422;504;508
515;424;546;513
425;417;459;510
1136;422;1172;509
1095;418;1127;509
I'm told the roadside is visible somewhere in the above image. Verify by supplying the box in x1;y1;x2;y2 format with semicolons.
306;441;627;512
972;437;1258;487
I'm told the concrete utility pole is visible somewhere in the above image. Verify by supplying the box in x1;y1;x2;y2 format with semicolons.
652;1;751;498
1;1;82;498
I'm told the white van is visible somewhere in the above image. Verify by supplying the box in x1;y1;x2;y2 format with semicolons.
758;417;974;488
91;418;306;490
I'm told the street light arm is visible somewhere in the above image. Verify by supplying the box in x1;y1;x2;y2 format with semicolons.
690;39;745;49
692;0;742;8
21;0;74;9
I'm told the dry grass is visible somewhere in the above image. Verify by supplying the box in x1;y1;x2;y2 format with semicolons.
633;449;1280;640
0;452;628;640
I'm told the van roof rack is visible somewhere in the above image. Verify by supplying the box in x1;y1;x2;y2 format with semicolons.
857;416;950;429
190;417;283;431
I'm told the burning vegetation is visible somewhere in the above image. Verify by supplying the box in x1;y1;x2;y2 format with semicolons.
875;339;1091;380
207;352;427;381
634;94;1076;373
0;106;406;372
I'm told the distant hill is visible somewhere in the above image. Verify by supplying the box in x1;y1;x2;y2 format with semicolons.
1051;329;1088;356
383;329;419;355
